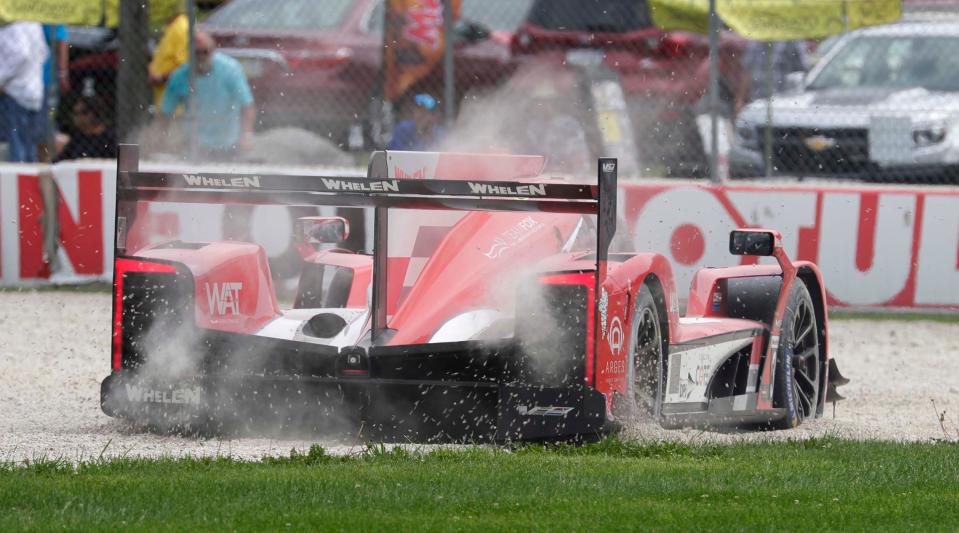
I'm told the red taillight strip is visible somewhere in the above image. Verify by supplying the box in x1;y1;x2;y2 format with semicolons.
111;258;177;372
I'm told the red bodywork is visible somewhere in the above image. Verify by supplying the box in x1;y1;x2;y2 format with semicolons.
138;242;281;334
106;149;837;435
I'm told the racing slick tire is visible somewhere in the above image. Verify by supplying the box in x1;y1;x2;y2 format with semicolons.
615;283;667;424
770;280;822;429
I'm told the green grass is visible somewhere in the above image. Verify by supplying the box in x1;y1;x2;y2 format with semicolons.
2;437;957;531
829;309;959;323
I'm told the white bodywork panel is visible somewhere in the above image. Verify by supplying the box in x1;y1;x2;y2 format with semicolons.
664;335;756;405
255;308;368;348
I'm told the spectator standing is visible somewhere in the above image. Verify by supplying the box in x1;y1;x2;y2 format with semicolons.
149;11;188;110
54;95;116;162
387;93;444;151
0;22;48;162
159;31;255;160
43;24;69;95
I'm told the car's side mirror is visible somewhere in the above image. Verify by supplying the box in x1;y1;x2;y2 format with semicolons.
453;19;490;45
783;71;806;94
297;216;349;244
729;230;777;256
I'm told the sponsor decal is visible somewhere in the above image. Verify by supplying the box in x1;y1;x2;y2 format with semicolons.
320;178;399;192
183;174;261;188
482;216;543;259
467;182;547;197
205;282;242;317
783;346;797;426
664;338;753;404
516;405;575;416
394;166;428;179
484;240;509;260
679;357;711;400
608;315;624;356
602;359;626;375
124;384;203;406
602;161;617;173
766;334;780;398
711;289;722;312
599;288;609;338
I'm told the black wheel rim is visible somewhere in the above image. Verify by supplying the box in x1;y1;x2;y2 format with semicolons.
633;307;662;411
788;298;820;422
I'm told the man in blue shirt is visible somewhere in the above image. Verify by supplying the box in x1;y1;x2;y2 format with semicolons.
387;93;444;151
159;31;255;159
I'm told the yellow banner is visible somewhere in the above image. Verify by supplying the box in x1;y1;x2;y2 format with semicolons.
719;0;901;40
0;0;183;27
649;0;710;35
650;0;901;40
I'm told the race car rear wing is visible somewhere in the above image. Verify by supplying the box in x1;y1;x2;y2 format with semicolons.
114;145;617;344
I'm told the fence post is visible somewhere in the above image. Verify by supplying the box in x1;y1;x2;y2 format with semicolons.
117;0;151;143
763;42;774;177
707;0;721;183
442;0;455;127
186;0;198;160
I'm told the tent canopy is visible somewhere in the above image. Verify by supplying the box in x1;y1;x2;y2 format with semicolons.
650;0;902;40
0;0;183;27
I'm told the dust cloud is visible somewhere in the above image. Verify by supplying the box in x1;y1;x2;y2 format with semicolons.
440;63;597;177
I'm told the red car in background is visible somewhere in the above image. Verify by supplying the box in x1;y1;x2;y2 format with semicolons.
511;0;747;176
202;0;532;147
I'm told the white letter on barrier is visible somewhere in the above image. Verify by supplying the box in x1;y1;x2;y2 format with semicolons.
632;187;737;295
250;205;294;258
817;193;914;306
727;191;816;260
915;195;959;306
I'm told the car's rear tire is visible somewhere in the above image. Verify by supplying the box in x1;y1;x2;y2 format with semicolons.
770;280;822;429
615;283;666;423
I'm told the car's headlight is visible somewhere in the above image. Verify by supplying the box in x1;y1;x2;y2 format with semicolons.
913;124;947;147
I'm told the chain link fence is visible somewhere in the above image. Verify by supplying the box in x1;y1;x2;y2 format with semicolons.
37;0;959;183
732;2;959;183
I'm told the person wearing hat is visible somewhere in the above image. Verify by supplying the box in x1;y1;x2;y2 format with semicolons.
387;93;444;151
158;31;255;159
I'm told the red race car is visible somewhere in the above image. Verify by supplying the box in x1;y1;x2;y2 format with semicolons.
101;148;846;441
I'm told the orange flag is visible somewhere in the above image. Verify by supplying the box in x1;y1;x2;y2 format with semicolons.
384;0;461;103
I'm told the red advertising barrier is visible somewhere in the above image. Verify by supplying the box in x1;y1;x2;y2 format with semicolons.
620;183;959;309
1;163;957;310
0;162;115;285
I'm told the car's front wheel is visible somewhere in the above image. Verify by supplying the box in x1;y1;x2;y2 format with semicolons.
771;280;822;429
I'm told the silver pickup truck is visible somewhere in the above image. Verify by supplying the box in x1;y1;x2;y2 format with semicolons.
731;22;959;182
